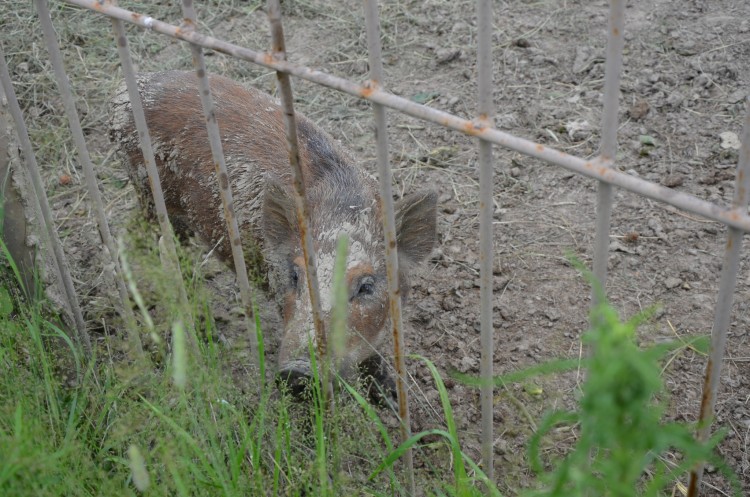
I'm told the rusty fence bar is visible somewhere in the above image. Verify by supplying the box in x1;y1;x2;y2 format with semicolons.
265;0;331;403
363;0;415;493
475;0;495;484
37;0;140;356
176;0;260;365
60;0;750;235
0;44;91;353
107;1;195;354
591;0;625;306
687;100;750;496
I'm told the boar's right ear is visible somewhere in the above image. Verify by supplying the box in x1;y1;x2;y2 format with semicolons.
262;180;298;248
395;190;438;266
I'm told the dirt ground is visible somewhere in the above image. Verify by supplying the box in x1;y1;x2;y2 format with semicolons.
8;0;750;494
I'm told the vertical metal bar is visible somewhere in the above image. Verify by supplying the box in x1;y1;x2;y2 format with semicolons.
687;99;750;497
108;0;194;353
178;0;261;367
265;0;331;402
363;1;415;494
0;43;91;354
476;0;495;484
592;0;625;305
36;0;144;356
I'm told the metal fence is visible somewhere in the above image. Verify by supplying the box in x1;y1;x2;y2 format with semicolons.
1;0;748;495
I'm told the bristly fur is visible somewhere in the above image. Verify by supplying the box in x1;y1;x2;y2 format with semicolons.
109;70;437;397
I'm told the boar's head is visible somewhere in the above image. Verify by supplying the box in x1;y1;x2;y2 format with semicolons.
261;170;436;397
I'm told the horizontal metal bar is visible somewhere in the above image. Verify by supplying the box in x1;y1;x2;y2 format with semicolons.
61;0;750;234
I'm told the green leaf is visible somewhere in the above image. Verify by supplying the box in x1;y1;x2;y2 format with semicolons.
412;91;440;104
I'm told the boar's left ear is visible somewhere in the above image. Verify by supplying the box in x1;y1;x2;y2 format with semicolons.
262;180;298;249
395;190;438;265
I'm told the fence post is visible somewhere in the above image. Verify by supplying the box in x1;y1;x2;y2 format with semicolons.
592;0;625;309
687;98;750;497
363;0;416;492
266;0;332;403
0;44;91;354
475;0;496;484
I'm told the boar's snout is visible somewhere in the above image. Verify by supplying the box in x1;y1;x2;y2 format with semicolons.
276;363;314;398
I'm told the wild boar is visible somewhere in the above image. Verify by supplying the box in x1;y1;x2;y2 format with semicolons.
109;70;437;400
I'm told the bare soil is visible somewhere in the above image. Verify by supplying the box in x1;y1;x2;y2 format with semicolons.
8;0;749;494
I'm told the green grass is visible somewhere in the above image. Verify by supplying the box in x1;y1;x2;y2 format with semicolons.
0;233;468;496
3;234;740;495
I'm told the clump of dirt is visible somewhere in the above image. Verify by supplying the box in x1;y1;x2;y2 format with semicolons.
5;0;749;494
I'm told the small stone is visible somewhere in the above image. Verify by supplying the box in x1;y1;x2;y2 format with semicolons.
458;356;478;373
662;174;684;187
436;48;461;64
442;296;456;311
664;277;682;290
720;131;741;150
544;309;561;322
627;99;649;120
492;259;504;275
727;89;747;104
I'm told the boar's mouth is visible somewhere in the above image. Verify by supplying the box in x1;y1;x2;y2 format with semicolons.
276;360;315;398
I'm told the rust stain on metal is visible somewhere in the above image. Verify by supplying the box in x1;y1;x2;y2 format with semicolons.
698;357;713;420
686;471;699;497
361;85;375;98
131;12;141;20
263;53;274;65
535;143;544;153
613;27;620;36
219;171;229;189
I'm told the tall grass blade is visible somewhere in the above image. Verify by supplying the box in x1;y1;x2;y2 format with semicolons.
172;320;187;390
128;444;150;491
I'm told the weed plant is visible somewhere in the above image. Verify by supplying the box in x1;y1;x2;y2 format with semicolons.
453;262;740;496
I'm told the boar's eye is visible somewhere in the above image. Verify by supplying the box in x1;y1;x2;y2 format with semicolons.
355;276;376;299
